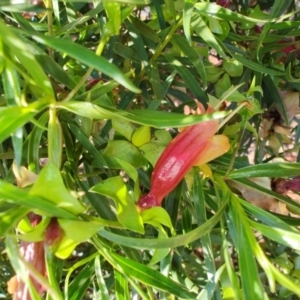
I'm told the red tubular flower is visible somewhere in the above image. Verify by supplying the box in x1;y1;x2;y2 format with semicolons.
8;213;47;299
137;105;230;210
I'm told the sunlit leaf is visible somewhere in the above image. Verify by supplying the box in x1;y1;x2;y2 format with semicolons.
90;176;144;233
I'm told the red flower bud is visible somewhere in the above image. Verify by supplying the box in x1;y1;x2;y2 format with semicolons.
278;40;297;55
9;213;47;299
44;218;64;249
137;106;230;210
86;78;102;91
253;25;263;34
216;0;230;8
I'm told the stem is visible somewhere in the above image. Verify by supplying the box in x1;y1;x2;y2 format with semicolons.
218;102;247;130
62;36;108;103
224;117;247;177
150;17;182;63
46;0;54;59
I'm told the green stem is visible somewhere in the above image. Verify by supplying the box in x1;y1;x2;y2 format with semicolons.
46;0;54;59
62;36;108;103
225;117;247;177
150;17;183;63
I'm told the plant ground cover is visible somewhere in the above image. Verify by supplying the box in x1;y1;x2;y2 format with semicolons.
1;0;300;299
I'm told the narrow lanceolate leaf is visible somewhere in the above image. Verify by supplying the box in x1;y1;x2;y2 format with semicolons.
250;221;300;251
0;100;49;144
195;2;274;23
58;101;228;128
230;53;285;76
242;200;300;232
190;13;226;58
269;0;293;18
114;270;129;300
30;34;140;93
98;200;227;249
228;199;266;300
68;261;95;300
166;52;207;100
172;34;207;88
0;19;54;97
263;75;289;125
229;163;300;179
109;252;196;299
183;0;197;44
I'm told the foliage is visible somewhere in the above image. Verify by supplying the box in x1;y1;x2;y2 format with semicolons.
0;0;300;299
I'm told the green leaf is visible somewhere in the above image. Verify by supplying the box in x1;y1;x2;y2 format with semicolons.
183;0;196;44
131;125;151;147
113;42;141;63
139;142;165;166
58;219;103;243
54;236;78;260
164;52;208;102
191;13;226;58
242;200;299;232
30;34;140;93
150;61;163;101
95;256;111;300
109;251;196;299
0;180;76;219
0;20;54;97
223;58;243;77
228;199;266;299
30;163;85;215
148;229;170;266
231;53;285;76
263;75;289;125
0;100;49;144
103;140;147;168
68;260;95;300
66;121;108;168
90;176;144;234
112;118;135;141
103;1;122;36
98;200;227;249
172;34;207;88
53;219;102;259
229;163;300;179
141;207;175;231
115;270;130;300
269;0;293;18
59;101;228;128
195;2;274;23
17;217;50;242
129;15;160;42
215;73;231;98
0;206;29;238
27;112;49;172
250;220;300;251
